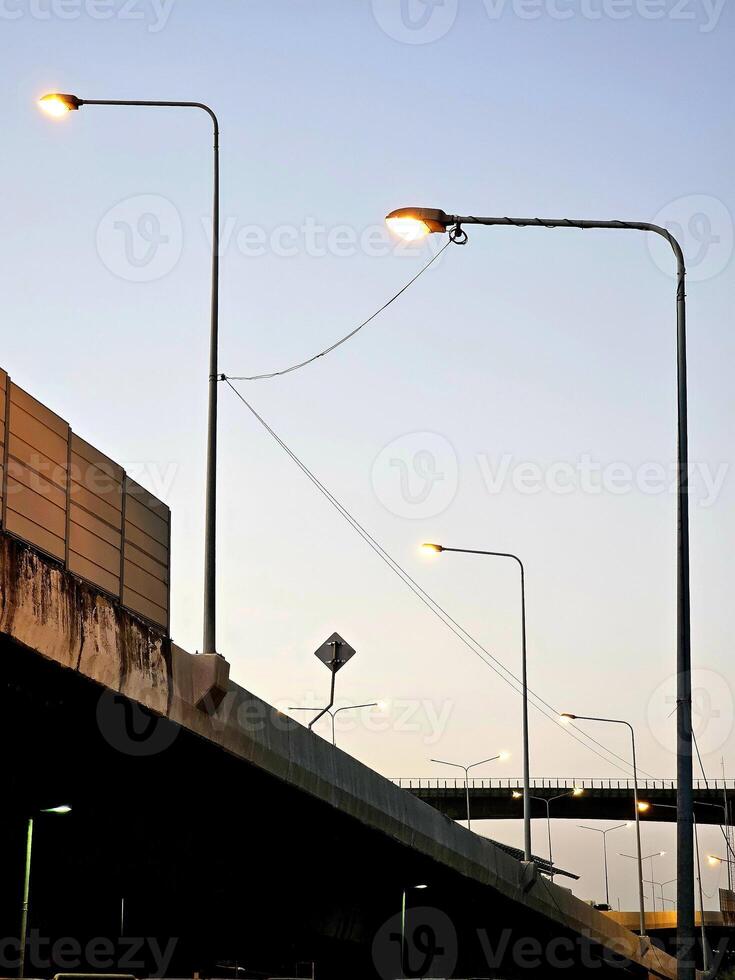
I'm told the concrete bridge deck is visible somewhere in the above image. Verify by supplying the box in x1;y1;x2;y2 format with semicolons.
0;533;686;978
393;778;734;824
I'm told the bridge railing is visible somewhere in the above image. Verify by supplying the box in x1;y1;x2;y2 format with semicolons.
390;777;735;791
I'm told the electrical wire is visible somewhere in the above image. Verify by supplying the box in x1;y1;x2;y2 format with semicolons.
224;239;452;381
223;380;658;780
692;730;735;865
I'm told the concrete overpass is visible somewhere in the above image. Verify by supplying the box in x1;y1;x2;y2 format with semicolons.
393;779;734;824
0;532;687;979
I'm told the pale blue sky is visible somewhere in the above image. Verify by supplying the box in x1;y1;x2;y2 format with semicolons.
3;0;734;908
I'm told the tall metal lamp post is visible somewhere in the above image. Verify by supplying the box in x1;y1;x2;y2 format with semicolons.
422;543;532;863
431;752;509;831
38;92;221;656
578;822;630;908
19;805;72;978
390;206;692;976
562;713;647;938
513;788;583;881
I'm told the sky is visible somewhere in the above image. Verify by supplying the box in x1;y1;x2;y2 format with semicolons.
2;0;734;912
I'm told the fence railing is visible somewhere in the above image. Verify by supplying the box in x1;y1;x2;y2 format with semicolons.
391;777;735;791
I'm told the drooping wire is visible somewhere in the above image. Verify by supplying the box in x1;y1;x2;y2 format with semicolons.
223;379;657;779
225;239;452;381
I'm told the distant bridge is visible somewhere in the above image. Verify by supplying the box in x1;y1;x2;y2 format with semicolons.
393;777;735;824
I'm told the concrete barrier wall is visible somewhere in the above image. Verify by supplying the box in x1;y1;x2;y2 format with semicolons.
0;367;170;633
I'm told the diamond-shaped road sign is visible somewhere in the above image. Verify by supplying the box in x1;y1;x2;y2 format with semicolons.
314;632;356;673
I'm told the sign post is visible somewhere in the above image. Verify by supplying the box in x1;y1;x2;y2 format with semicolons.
309;632;356;732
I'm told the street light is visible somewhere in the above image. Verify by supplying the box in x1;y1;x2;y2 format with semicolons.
288;702;382;747
707;854;735;867
562;714;647;938
38;92;221;656
662;877;678;908
391;205;693;976
401;883;429;976
578;823;629;907
645;879;676;911
19;805;72;978
512;788;583;881
431;753;509;831
38;93;81;116
622;851;667;913
693;801;734;890
421;543;532;863
640;799;712;970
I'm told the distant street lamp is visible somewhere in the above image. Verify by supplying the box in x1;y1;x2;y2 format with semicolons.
622;851;667;913
562;713;647;937
288;702;382;747
390;205;693;977
401;883;429;976
431;753;510;831
19;805;72;978
578;823;630;907
640;798;712;970
694;800;734;890
661;878;678;912
512;788;583;881
38;92;221;656
645;879;676;911
422;543;532;863
707;853;735;867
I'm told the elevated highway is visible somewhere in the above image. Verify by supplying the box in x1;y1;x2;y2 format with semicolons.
0;533;687;978
393;778;734;824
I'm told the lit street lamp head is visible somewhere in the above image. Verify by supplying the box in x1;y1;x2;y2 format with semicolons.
421;542;444;555
40;804;72;815
559;712;576;724
386;207;450;241
38;93;82;117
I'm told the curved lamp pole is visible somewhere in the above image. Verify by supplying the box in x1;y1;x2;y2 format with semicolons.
19;805;72;978
431;753;509;831
563;713;647;938
578;822;629;907
422;543;532;863
39;93;221;656
393;206;692;975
